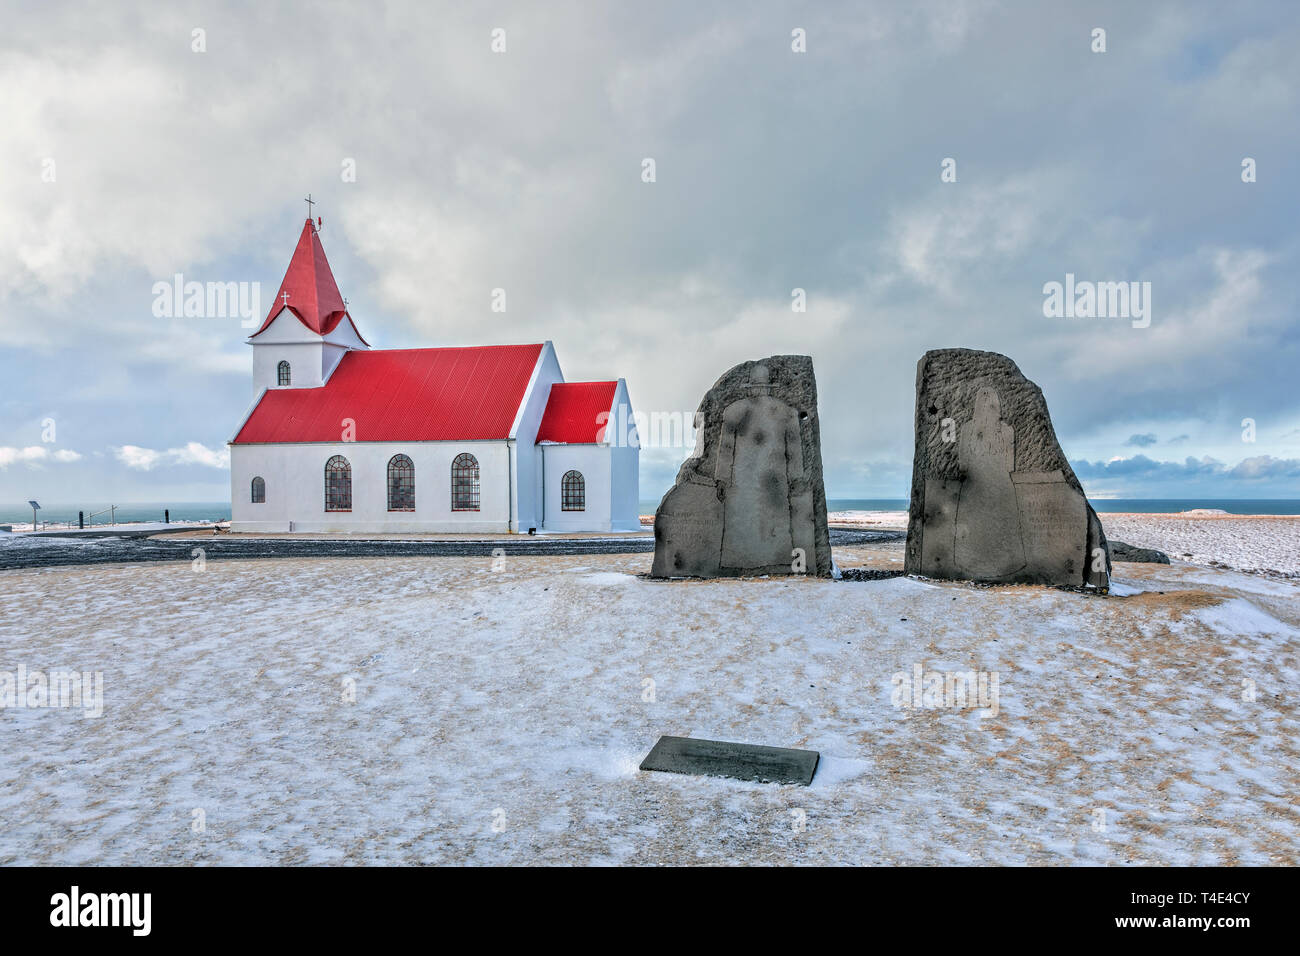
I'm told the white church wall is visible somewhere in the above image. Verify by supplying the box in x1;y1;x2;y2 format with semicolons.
249;311;326;390
539;444;612;532
230;440;513;532
610;443;640;530
319;317;367;382
320;342;349;382
248;309;367;391
508;342;563;533
252;340;325;390
608;379;641;530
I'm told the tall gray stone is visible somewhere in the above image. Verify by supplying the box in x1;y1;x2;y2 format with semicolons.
651;355;832;578
904;349;1110;588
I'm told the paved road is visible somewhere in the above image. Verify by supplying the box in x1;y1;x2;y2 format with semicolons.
0;528;903;570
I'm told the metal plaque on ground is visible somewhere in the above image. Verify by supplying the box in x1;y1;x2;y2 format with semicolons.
639;735;820;786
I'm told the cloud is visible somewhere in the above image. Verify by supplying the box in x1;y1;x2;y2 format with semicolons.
1229;455;1300;481
0;446;82;469
114;443;229;471
3;1;1300;503
890;174;1067;298
1124;433;1158;448
1073;453;1300;482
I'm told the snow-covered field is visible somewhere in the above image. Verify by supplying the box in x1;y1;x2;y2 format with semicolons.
1099;513;1300;578
825;510;1300;578
1;543;1297;865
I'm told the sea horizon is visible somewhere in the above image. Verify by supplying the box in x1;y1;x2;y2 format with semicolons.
7;498;1300;527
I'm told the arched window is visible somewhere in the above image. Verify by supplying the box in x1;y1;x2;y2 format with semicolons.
250;476;266;504
561;470;585;511
451;453;479;512
324;455;351;511
387;454;415;512
277;360;291;386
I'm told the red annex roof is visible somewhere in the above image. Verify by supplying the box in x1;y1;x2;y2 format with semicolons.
536;381;618;444
233;344;545;444
250;219;367;343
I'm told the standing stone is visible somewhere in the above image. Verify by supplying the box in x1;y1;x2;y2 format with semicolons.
651;356;832;577
904;349;1110;588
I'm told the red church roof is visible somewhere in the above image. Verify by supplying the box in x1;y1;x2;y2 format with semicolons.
536;381;619;444
233;344;544;444
250;219;368;343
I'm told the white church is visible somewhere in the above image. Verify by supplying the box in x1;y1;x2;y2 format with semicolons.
228;216;640;533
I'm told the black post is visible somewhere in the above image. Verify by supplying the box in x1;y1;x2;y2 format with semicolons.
79;511;84;529
164;509;170;524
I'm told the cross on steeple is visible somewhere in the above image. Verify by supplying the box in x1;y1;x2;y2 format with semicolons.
281;291;291;305
304;194;316;219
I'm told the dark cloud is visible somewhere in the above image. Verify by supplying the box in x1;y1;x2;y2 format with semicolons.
1072;453;1300;495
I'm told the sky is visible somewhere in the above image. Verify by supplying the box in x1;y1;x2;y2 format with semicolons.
2;0;1298;506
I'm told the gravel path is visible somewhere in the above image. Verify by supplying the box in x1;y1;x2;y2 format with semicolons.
0;528;903;570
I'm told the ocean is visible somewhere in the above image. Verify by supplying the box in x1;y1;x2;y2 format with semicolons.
4;499;1298;530
0;503;232;528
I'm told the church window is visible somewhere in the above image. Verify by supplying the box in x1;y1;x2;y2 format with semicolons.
277;360;291;386
561;470;585;511
325;455;352;511
387;454;415;511
451;453;479;511
250;476;266;503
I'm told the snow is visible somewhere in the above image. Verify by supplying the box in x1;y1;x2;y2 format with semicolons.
1;546;1297;865
1192;598;1295;636
828;510;909;530
1100;513;1300;578
1107;580;1147;597
824;509;1300;578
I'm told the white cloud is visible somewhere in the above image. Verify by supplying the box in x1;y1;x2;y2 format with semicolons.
889;173;1067;298
114;443;229;471
0;446;82;469
114;446;162;470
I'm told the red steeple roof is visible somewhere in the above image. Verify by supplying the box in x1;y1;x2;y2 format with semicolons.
249;218;367;343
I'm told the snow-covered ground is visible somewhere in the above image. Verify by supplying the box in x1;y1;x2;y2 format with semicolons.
1099;513;1300;578
2;520;217;534
825;510;1300;578
1;546;1296;865
829;510;910;531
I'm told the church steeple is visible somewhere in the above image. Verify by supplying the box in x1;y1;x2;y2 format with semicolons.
249;217;361;339
246;214;369;392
